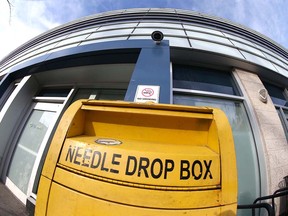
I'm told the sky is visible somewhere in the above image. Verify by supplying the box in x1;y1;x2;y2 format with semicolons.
0;0;287;61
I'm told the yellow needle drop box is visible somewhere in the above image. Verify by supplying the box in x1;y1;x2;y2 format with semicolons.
36;100;237;215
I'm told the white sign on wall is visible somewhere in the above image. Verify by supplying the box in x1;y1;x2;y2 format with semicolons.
134;85;160;103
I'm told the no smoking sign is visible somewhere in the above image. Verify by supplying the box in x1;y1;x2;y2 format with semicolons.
135;85;160;103
142;88;154;97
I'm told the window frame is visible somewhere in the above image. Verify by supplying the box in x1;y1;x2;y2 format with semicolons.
263;81;288;140
172;64;242;97
171;64;264;208
276;105;288;139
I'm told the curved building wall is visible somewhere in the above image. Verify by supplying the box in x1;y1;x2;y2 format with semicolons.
0;8;287;215
1;8;287;80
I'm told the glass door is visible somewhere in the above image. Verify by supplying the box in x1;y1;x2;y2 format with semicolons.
5;102;61;204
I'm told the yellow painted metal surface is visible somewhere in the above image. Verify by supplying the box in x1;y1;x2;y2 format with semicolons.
36;100;237;215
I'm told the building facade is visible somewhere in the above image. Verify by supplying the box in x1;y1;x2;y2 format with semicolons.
0;8;287;215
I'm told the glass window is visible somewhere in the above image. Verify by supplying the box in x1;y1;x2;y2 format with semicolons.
173;64;240;95
7;109;56;194
87;29;133;39
253;43;288;69
186;31;232;45
28;42;59;55
128;35;191;47
72;89;126;103
37;88;71;97
80;37;128;45
271;63;288;79
189;39;244;59
128;35;151;40
222;32;255;47
138;22;183;29
183;24;224;36
12;41;59;65
284;109;288;120
4;86;70;202
173;94;260;206
284;62;288;71
99;23;137;31
231;40;265;57
40;34;70;46
56;34;89;47
149;8;176;13
240;50;276;71
124;8;149;13
67;28;98;38
263;82;288;140
48;43;78;53
261;50;287;69
173;65;261;211
19;34;69;59
133;28;186;36
163;36;190;47
277;108;288;140
18;35;70;61
263;82;288;107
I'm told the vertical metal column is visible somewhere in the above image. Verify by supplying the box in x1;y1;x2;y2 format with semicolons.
124;40;171;104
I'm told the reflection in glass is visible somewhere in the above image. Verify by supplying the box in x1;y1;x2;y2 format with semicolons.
231;40;265;57
99;23;137;30
7;110;55;194
223;32;255;47
80;37;128;45
240;51;275;71
284;109;288;120
56;34;89;47
263;82;288;107
164;36;190;47
277;108;288;140
138;22;182;29
173;65;239;95
183;24;224;36
190;39;244;59
72;89;126;103
173;94;260;206
87;29;133;39
186;31;232;45
272;63;288;78
133;28;186;36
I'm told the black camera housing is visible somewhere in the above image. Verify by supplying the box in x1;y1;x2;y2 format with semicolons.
151;31;164;44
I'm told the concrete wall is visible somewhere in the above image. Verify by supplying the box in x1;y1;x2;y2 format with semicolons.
235;68;288;196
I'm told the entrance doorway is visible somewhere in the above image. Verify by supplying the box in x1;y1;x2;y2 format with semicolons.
5;102;61;204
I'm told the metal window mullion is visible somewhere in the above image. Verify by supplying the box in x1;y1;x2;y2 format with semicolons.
32;97;66;103
173;88;244;101
277;106;288;135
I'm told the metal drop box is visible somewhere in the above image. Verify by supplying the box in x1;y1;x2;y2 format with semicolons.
35;100;237;215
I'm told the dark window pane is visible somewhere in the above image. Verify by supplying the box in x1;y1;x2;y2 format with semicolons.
72;89;126;103
284;109;288;121
263;82;287;107
276;108;288;140
37;89;71;97
98;89;126;100
173;64;239;95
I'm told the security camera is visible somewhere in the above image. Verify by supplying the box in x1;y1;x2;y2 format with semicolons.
151;31;164;44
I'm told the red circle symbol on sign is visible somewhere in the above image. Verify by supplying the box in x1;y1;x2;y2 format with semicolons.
142;88;154;97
